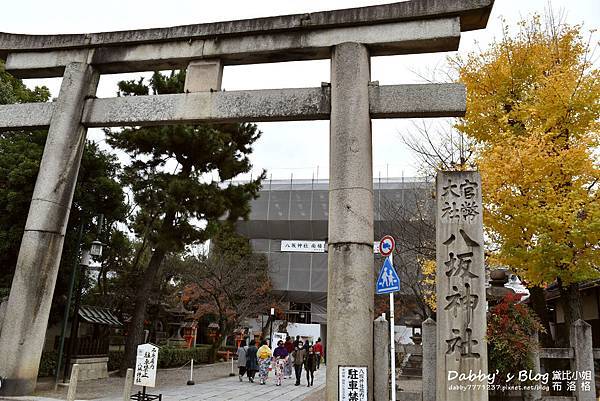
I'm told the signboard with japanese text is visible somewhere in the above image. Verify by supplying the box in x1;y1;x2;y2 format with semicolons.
280;240;326;253
436;171;488;401
282;240;383;254
134;343;158;387
339;366;367;401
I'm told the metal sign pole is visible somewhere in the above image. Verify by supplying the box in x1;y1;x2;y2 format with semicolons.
377;235;399;401
389;252;396;401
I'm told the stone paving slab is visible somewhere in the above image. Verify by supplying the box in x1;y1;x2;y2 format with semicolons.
128;370;325;401
27;362;233;400
1;366;325;401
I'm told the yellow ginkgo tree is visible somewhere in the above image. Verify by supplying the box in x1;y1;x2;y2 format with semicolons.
452;15;599;340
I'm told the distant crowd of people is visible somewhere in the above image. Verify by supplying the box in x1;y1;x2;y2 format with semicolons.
236;336;325;387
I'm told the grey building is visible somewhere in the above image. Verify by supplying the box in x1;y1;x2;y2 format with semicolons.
235;177;435;325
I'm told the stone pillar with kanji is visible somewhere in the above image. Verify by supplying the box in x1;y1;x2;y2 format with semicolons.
436;171;488;401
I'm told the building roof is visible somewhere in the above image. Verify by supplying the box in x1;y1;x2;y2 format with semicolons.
545;279;600;302
79;305;123;327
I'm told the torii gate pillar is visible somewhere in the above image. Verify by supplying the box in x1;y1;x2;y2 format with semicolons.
0;63;99;395
0;1;494;396
327;42;374;401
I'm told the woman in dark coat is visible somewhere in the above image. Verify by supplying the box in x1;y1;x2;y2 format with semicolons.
304;345;318;387
245;340;259;382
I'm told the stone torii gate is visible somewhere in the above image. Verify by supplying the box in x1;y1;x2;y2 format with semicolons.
0;0;493;397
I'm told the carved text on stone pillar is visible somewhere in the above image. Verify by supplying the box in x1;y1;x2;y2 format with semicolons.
436;171;488;401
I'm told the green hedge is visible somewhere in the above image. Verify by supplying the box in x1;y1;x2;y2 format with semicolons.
38;351;57;377
157;346;209;368
36;346;211;375
108;346;210;371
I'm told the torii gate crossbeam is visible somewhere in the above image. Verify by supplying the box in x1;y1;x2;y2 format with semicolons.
0;0;493;398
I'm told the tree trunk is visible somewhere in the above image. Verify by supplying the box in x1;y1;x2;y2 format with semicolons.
277;320;289;334
558;278;583;346
208;334;222;363
120;210;176;375
261;314;274;340
120;246;167;375
208;319;230;363
529;285;554;347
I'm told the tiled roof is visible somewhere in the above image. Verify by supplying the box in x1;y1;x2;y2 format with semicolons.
79;305;123;327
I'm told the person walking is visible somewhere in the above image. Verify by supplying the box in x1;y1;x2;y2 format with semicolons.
313;338;324;369
236;339;248;381
273;340;289;386
284;336;294;379
257;340;272;385
304;345;318;387
245;340;259;383
293;335;301;348
291;341;306;386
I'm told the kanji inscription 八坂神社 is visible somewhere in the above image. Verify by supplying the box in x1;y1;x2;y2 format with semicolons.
0;1;494;397
436;171;488;401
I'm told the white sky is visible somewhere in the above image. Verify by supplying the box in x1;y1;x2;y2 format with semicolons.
2;0;598;180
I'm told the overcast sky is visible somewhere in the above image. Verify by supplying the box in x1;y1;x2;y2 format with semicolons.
2;0;598;181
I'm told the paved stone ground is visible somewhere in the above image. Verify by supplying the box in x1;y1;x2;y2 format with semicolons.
30;362;233;400
0;363;325;401
288;377;423;401
397;378;422;392
114;370;325;401
298;387;325;401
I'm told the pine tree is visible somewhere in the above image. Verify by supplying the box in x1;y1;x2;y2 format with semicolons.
106;70;264;372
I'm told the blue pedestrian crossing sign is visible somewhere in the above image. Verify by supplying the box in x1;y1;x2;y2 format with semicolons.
376;257;400;294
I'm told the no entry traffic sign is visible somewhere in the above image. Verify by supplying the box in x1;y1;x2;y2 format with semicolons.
379;235;395;257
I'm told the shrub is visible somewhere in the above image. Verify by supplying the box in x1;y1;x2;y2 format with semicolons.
108;346;210;371
157;346;209;368
487;293;544;386
38;351;57;377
